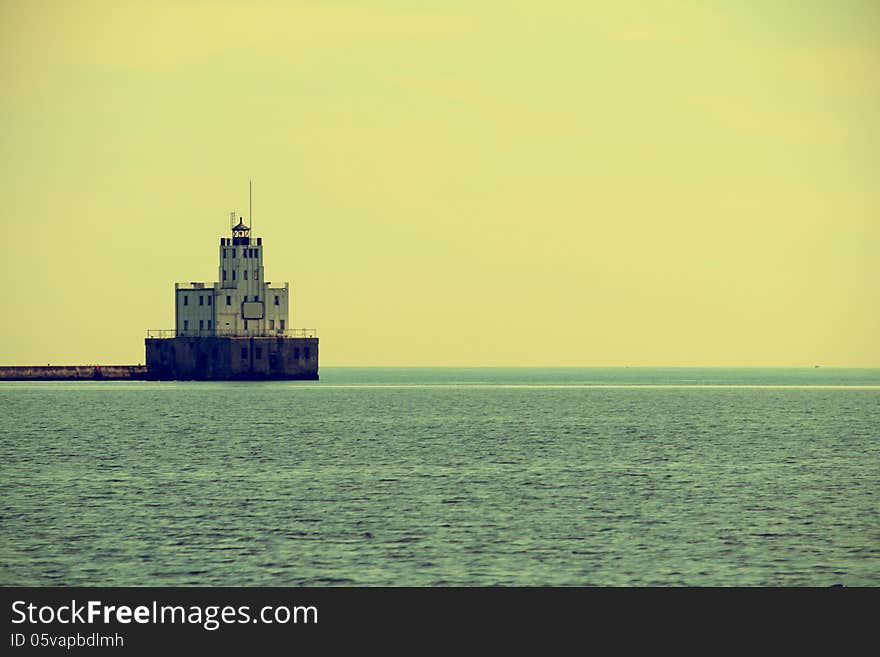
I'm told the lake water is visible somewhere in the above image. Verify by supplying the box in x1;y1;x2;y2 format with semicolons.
1;368;878;586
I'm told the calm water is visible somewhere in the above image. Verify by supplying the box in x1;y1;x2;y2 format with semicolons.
1;368;878;586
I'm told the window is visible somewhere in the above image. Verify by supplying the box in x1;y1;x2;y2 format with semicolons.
244;320;248;330
207;296;212;306
207;320;212;329
243;296;247;302
269;319;275;330
232;249;236;258
255;348;262;360
183;295;188;306
199;295;204;306
274;295;280;306
199;319;204;330
232;270;236;280
223;248;226;258
226;295;231;306
254;295;259;302
244;270;248;280
251;249;255;258
254;270;259;280
244;249;248;259
280;319;285;330
184;320;189;330
304;347;310;359
223;270;227;280
241;348;248;359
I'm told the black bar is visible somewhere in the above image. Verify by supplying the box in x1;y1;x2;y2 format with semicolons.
0;587;872;652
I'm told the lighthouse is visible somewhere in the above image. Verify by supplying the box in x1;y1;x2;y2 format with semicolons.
145;208;319;380
174;217;290;338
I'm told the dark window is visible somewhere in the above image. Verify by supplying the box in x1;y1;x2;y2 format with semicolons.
183;295;188;306
241;348;248;359
199;319;204;330
304;347;310;359
244;249;248;259
274;295;279;305
223;270;227;280
184;320;189;329
223;248;226;258
243;296;247;302
280;320;285;330
269;319;275;330
226;295;231;306
232;249;236;258
207;296;212;306
199;295;204;306
207;320;212;329
254;295;259;302
244;270;248;280
255;348;262;359
244;320;248;330
232;270;236;280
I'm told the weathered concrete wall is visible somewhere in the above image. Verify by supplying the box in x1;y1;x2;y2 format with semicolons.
0;365;148;381
145;337;318;380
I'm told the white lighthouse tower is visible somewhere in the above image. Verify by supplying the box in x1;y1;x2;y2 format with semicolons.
174;216;290;338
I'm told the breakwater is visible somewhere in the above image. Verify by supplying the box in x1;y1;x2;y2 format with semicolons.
0;365;148;381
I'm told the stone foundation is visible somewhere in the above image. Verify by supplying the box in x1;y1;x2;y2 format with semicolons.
144;337;319;380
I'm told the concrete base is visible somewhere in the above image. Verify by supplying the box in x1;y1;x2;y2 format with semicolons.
144;336;319;380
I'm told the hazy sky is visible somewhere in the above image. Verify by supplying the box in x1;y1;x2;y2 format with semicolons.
1;1;877;366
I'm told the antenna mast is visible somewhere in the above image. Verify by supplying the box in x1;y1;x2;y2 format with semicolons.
249;179;253;231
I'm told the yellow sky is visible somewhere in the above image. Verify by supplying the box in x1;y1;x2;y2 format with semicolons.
1;0;877;366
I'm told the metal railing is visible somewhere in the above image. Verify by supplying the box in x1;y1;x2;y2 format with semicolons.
147;329;317;339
